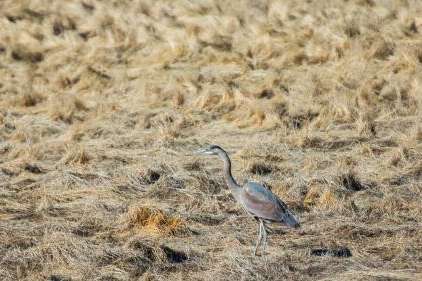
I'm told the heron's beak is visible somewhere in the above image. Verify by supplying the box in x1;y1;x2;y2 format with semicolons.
194;148;213;155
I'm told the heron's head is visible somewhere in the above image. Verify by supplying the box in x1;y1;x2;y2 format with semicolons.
195;145;225;156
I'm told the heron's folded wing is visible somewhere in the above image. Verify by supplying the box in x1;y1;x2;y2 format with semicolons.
243;181;275;201
241;182;286;221
242;182;299;227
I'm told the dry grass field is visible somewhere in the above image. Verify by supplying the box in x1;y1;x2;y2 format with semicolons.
1;0;422;280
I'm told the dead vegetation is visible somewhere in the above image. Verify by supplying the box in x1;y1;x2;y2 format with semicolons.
1;0;422;280
119;205;187;237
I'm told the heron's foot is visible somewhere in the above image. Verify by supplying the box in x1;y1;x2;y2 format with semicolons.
253;250;265;256
253;246;267;256
262;242;267;253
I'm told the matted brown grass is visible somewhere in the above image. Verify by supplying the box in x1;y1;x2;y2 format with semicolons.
1;0;422;280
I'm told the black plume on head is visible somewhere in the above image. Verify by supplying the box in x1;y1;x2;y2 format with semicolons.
209;145;224;151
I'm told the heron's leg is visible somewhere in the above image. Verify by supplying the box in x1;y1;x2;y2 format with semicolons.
261;221;268;253
263;221;272;233
253;221;263;256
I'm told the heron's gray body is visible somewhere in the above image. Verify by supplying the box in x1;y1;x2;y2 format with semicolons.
241;181;298;226
196;145;299;255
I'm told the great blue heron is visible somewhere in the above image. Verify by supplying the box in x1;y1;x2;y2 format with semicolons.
196;145;300;255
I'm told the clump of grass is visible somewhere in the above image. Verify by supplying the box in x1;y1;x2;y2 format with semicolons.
286;132;325;149
193;173;223;194
366;39;395;60
11;47;44;63
48;94;89;124
60;144;91;165
249;162;273;175
15;92;45;107
415;125;422;141
183;160;203;171
337;172;366;192
172;92;185;107
303;184;322;209
120;206;187;236
388;146;410;167
138;169;161;185
356;112;376;137
304;182;348;210
318;188;345;210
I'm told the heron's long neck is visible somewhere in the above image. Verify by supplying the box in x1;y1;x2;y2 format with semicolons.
218;151;241;192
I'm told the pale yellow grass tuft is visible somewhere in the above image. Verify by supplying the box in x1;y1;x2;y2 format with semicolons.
60;144;91;164
119;206;186;237
303;184;322;209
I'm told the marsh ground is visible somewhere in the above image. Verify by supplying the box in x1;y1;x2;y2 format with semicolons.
1;0;422;280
